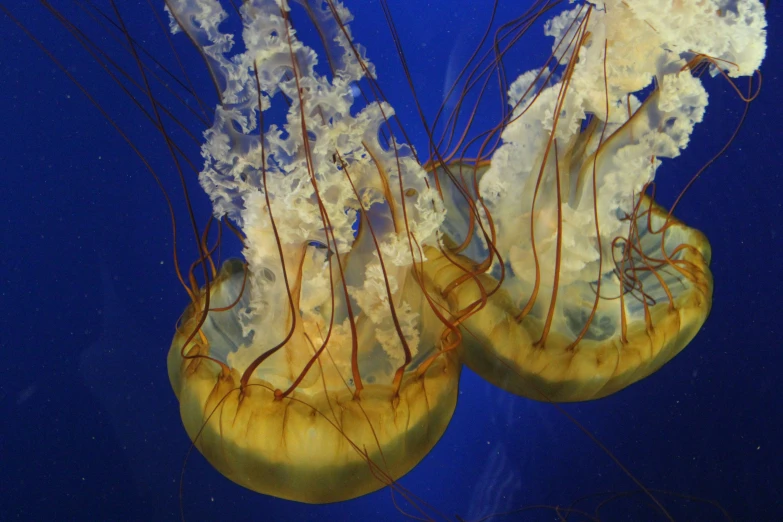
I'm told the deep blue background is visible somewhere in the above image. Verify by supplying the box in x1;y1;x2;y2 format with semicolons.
1;2;781;521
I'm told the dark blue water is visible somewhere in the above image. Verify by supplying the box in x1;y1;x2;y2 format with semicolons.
1;2;780;521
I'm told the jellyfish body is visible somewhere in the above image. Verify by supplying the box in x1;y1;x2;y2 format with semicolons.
424;0;765;402
165;0;458;502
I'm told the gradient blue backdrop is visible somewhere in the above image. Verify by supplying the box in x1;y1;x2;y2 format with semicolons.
1;2;781;521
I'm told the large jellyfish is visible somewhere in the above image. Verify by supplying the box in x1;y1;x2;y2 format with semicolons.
162;0;767;506
165;0;459;503
424;0;766;402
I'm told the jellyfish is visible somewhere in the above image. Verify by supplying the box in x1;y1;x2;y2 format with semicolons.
164;0;460;503
161;0;768;507
422;0;767;402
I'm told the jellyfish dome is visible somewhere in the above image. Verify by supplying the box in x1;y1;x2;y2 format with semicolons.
165;0;459;503
426;0;766;402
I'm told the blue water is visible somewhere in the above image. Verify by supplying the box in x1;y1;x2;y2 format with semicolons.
1;2;780;521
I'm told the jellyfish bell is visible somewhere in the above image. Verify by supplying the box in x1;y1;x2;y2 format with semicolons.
428;182;713;402
168;258;460;504
424;0;766;402
165;0;459;503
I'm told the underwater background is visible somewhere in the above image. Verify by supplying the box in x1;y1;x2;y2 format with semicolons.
1;1;781;521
